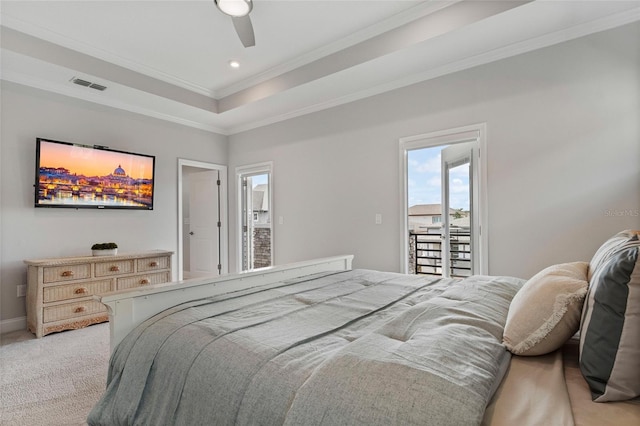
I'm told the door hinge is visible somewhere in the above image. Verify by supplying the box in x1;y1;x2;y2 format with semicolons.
217;179;221;186
217;264;222;271
217;221;221;228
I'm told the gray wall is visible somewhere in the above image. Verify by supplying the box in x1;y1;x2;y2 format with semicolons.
2;23;639;327
228;22;640;277
0;82;227;322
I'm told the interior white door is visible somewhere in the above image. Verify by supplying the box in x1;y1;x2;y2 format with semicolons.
188;170;220;277
441;142;475;278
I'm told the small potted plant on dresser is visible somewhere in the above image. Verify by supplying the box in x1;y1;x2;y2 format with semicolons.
91;242;118;256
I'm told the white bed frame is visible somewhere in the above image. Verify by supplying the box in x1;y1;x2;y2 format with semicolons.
95;255;354;351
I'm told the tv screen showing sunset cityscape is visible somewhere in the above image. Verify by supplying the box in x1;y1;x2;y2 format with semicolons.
35;139;155;209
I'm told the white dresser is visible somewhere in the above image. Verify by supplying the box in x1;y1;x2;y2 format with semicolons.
25;250;173;338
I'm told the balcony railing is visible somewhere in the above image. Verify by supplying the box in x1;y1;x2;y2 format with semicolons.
411;229;471;278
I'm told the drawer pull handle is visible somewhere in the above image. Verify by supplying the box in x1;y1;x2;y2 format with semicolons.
74;287;88;295
110;265;120;272
140;279;150;285
74;306;86;313
149;261;158;267
61;270;74;277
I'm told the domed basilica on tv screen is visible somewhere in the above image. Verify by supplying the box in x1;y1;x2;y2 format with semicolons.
37;163;153;208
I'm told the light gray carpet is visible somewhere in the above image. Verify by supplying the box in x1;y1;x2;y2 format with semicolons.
0;323;110;426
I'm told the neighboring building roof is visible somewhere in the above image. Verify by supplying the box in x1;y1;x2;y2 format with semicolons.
253;184;268;212
451;216;470;227
408;204;457;216
408;204;441;216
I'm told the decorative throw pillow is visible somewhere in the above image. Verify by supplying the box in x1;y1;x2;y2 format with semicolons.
503;262;588;356
587;230;639;281
580;230;640;402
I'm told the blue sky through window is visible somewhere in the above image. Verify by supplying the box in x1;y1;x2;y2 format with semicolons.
408;146;470;210
250;173;268;188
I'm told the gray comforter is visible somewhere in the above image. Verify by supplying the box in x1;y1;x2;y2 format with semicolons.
88;269;523;426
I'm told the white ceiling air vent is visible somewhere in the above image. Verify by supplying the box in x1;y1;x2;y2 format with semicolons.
71;77;107;91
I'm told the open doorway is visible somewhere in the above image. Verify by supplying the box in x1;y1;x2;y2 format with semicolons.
400;124;487;277
178;159;228;280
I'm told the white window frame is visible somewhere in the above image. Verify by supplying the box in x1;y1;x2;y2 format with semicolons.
399;123;488;275
235;161;273;273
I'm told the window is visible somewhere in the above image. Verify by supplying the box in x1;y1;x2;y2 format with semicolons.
236;162;273;272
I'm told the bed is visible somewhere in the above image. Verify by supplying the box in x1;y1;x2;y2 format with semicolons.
89;231;640;426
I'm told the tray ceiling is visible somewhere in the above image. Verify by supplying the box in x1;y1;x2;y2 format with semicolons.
1;1;639;134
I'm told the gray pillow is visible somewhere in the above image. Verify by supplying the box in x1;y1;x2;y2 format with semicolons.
587;230;637;281
580;230;640;402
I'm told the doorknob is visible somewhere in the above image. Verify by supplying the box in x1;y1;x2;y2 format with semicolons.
189;231;194;235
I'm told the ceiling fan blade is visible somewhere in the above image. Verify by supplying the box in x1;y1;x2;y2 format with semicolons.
232;15;255;48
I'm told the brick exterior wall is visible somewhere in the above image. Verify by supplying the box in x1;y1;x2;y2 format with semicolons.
253;226;271;268
409;232;416;274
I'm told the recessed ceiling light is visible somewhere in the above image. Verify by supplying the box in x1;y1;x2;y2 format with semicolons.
229;60;240;69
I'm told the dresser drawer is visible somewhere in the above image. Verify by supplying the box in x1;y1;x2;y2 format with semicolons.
43;300;107;323
137;256;170;272
43;279;113;303
95;259;134;277
43;264;91;283
117;271;170;290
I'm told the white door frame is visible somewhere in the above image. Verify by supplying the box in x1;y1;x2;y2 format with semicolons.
399;123;488;275
178;159;228;280
235;162;273;273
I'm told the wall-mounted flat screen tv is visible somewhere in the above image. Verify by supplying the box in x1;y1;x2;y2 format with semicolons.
35;138;156;210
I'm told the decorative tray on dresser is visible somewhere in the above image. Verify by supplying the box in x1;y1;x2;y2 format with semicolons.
24;250;173;338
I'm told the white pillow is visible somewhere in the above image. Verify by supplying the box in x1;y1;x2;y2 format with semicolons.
503;262;588;356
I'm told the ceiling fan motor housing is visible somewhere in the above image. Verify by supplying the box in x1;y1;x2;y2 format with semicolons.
216;0;253;18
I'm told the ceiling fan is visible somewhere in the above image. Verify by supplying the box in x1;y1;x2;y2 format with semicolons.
215;0;255;48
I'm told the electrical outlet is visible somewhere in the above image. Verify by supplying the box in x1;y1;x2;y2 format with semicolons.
17;285;27;297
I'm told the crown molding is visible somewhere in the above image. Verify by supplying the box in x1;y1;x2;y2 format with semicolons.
0;14;215;98
215;0;460;98
3;4;637;136
227;6;640;135
2;71;228;135
2;2;458;101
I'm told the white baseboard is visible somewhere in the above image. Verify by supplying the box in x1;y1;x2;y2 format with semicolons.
0;316;27;335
